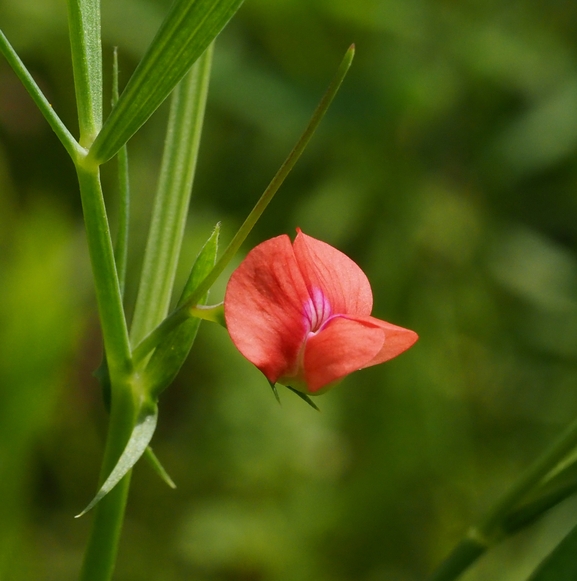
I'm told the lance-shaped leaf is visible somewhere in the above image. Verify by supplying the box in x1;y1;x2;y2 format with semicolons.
144;224;219;399
129;47;213;345
89;0;243;164
76;402;158;517
527;521;577;580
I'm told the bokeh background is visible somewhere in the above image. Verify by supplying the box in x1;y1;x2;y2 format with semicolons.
2;0;577;579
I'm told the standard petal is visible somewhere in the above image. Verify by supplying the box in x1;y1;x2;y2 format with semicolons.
302;316;386;393
224;235;311;383
360;317;419;366
293;230;373;317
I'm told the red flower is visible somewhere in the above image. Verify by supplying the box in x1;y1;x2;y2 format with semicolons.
224;229;418;395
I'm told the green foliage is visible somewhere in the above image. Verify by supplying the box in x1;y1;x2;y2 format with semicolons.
89;0;244;163
144;224;219;399
77;402;158;517
129;47;213;345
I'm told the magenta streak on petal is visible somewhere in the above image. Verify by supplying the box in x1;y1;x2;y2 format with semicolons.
303;287;333;334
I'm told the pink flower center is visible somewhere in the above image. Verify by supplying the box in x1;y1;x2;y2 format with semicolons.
303;287;332;334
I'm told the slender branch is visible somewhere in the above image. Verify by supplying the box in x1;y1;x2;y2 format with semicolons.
0;29;82;160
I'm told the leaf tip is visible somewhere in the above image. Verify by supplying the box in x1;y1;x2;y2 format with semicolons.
74;499;97;519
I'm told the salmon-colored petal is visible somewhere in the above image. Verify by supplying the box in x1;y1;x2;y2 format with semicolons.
293;230;373;316
302;316;386;393
224;235;310;383
360;317;419;366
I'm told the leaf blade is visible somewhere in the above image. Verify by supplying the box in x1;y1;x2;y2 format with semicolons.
144;224;220;398
129;46;213;345
76;404;158;517
89;0;243;163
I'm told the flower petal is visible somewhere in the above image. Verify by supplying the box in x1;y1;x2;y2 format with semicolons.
360;317;419;366
293;229;373;317
224;235;311;383
302;316;386;393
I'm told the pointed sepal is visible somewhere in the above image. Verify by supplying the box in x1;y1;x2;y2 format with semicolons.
268;380;281;405
285;385;321;412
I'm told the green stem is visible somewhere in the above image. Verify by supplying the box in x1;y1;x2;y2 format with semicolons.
428;412;577;581
131;44;356;364
76;163;132;380
79;378;136;581
130;45;213;346
0;29;82;160
67;0;103;146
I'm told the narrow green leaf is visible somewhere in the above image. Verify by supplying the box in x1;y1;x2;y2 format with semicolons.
178;225;220;309
112;47;130;297
0;29;81;160
144;224;219;399
89;0;243;164
130;46;213;345
89;50;133;403
527;522;577;580
76;403;158;517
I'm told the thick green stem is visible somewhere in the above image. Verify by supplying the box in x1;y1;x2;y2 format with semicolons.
428;412;577;581
76;163;132;381
130;45;213;346
79;378;137;581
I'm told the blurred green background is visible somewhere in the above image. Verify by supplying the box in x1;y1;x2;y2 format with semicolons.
2;0;577;579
